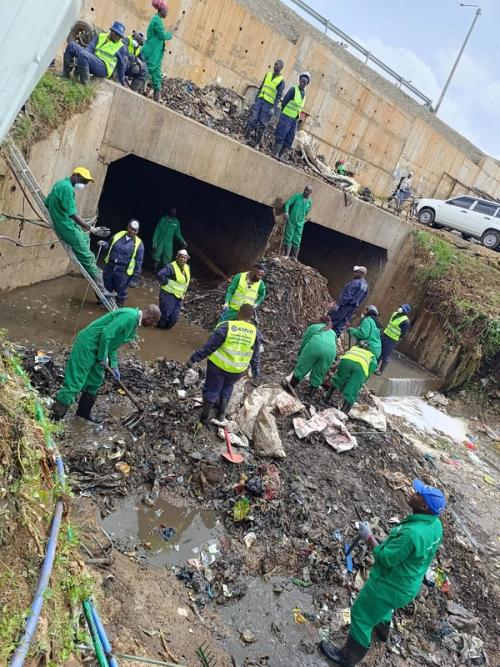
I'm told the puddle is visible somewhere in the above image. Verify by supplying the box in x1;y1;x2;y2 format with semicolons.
382;397;467;443
0;274;207;362
99;495;224;567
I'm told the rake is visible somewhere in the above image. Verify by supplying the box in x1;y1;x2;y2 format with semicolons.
196;642;217;667
104;364;145;428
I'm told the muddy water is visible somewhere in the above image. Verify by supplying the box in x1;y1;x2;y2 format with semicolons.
100;494;224;567
382;396;468;443
0;274;207;362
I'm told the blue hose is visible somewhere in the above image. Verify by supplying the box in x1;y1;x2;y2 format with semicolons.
89;599;119;667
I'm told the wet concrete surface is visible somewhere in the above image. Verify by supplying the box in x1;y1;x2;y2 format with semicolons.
0;274;207;362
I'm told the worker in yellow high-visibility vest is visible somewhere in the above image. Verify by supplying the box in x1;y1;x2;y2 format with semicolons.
327;343;377;415
245;60;285;148
100;220;144;307
377;304;411;375
273;72;310;160
157;249;191;330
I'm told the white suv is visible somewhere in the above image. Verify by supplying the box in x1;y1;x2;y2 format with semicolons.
416;195;500;250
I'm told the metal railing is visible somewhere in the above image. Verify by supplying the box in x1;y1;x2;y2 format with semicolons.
287;0;434;108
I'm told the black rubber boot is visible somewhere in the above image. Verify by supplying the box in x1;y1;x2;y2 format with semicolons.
375;622;390;642
153;89;161;102
199;398;214;425
278;144;287;160
289;375;300;388
254;128;265;148
291;246;300;261
79;67;90;85
319;635;369;665
212;396;230;426
340;399;353;416
76;392;101;423
283;245;291;258
375;361;388;376
306;385;319;401
50;400;69;422
273;141;284;158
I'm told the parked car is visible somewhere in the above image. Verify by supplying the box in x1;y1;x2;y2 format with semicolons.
415;195;500;249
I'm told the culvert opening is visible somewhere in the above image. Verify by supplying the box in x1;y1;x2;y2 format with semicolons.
97;155;275;278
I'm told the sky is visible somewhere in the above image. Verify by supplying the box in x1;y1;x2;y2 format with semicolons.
282;0;500;158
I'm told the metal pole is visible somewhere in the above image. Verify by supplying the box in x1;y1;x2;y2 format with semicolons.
434;5;481;113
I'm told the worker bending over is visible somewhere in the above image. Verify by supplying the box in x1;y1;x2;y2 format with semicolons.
157;249;190;329
51;305;160;422
327;343;377;415
273;72;310;160
320;479;446;666
377;304;411;375
282;186;313;260
245;60;285;148
101;220;144;307
284;315;337;400
63;21;128;86
328;266;369;335
347;305;382;360
152;207;186;271
187;304;261;426
219;264;266;322
45;167;110;294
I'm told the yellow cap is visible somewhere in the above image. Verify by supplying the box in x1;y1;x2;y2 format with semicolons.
73;166;94;182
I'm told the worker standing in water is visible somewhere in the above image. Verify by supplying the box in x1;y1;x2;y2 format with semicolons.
142;0;180;102
328;267;369;335
152;207;186;271
327;343;377;415
283;315;337;401
319;479;446;666
245;59;285;148
282;186;313;260
157;249;191;329
219;264;267;322
273;72;310;160
377;304;411;375
187;304;261;426
45;167;111;294
347;305;382;360
100;219;144;307
51;305;160;422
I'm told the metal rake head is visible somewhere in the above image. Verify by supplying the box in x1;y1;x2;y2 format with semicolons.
196;642;217;667
121;409;144;429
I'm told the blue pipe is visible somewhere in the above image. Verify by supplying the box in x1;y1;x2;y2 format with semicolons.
89;599;119;667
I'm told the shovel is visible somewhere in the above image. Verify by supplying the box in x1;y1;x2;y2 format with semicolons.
221;425;244;464
105;364;145;428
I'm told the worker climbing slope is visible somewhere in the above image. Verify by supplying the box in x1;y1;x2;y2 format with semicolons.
51;305;160;422
282;186;313;261
152;207;186;271
219;264;266;322
101;219;144;307
347;305;382;360
377;304;411;375
157;249;191;329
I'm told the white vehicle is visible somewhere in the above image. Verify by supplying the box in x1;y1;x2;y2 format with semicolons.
416;195;500;250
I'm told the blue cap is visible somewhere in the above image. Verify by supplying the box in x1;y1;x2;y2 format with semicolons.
110;21;126;38
413;479;446;515
401;303;411;314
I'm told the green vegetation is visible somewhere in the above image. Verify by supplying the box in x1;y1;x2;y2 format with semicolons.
10;72;95;152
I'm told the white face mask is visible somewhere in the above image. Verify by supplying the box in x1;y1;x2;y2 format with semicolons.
132;39;139;48
74;182;86;191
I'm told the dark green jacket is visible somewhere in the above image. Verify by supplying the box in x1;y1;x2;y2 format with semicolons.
348;316;381;359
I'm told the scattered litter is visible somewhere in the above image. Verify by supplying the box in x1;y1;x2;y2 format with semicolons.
243;532;257;550
349;403;387;431
293;608;308;624
114;461;131;476
273;390;305;417
483;475;496;486
233;497;251;522
160;527;176;541
176;607;189;618
292;578;312;588
183;368;199;388
241;629;257;644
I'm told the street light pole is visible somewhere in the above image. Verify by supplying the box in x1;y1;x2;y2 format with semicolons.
434;4;481;114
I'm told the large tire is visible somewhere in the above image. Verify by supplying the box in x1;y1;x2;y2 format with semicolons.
67;20;98;47
481;229;500;250
417;207;435;226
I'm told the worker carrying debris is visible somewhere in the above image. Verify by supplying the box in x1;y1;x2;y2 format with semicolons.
377;304;411;375
328;267;369;335
327;343;377;415
273;71;310;160
62;21;128;86
152;207;186;271
50;305;161;422
143;0;180;102
320;479;446;666
219;264;267;322
284;314;337;401
347;305;382;360
187;304;261;426
45;167;111;294
245;59;285;148
100;220;144;307
157;249;190;329
123;31;148;92
282;186;313;260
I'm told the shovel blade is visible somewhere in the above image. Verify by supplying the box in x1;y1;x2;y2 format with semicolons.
221;450;244;464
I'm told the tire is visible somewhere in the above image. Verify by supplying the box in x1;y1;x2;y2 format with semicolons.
481;229;500;250
417;207;435;225
67;20;97;47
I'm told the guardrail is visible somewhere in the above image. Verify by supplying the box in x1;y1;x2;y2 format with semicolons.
287;0;434;108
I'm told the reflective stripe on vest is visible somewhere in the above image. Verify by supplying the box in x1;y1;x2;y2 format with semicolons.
384;313;409;342
209;321;257;374
282;86;305;119
104;230;142;276
126;36;141;57
161;261;191;299
228;272;261;310
341;346;374;378
95;32;123;77
258;71;284;104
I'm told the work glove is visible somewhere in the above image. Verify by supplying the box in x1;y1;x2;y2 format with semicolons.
358;521;373;540
185;359;194;369
128;279;139;288
110;367;121;382
222;303;229;311
97;240;109;248
283;212;289;221
90;226;111;238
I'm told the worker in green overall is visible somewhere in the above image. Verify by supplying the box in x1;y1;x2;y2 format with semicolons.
219;264;266;322
45;167;111;294
282;186;313;261
327;344;377;414
50;305;160;422
347;305;382;360
320;479;446;666
142;0;180;102
284;315;337;400
152;207;186;271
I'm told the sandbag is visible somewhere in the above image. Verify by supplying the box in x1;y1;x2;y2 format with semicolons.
253;406;286;459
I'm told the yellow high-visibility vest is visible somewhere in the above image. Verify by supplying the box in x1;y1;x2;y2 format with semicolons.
282;86;306;119
384;312;410;342
104;230;142;276
228;272;261;310
209;320;257;374
342;345;375;378
161;261;191;299
95;32;123;77
258;71;284;104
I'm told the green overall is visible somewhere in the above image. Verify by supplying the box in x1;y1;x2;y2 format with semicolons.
219;273;267;322
348;316;382;359
152;215;185;265
56;308;140;406
45;177;99;278
283;192;312;250
350;513;443;648
331;346;377;404
293;323;337;387
142;13;173;93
